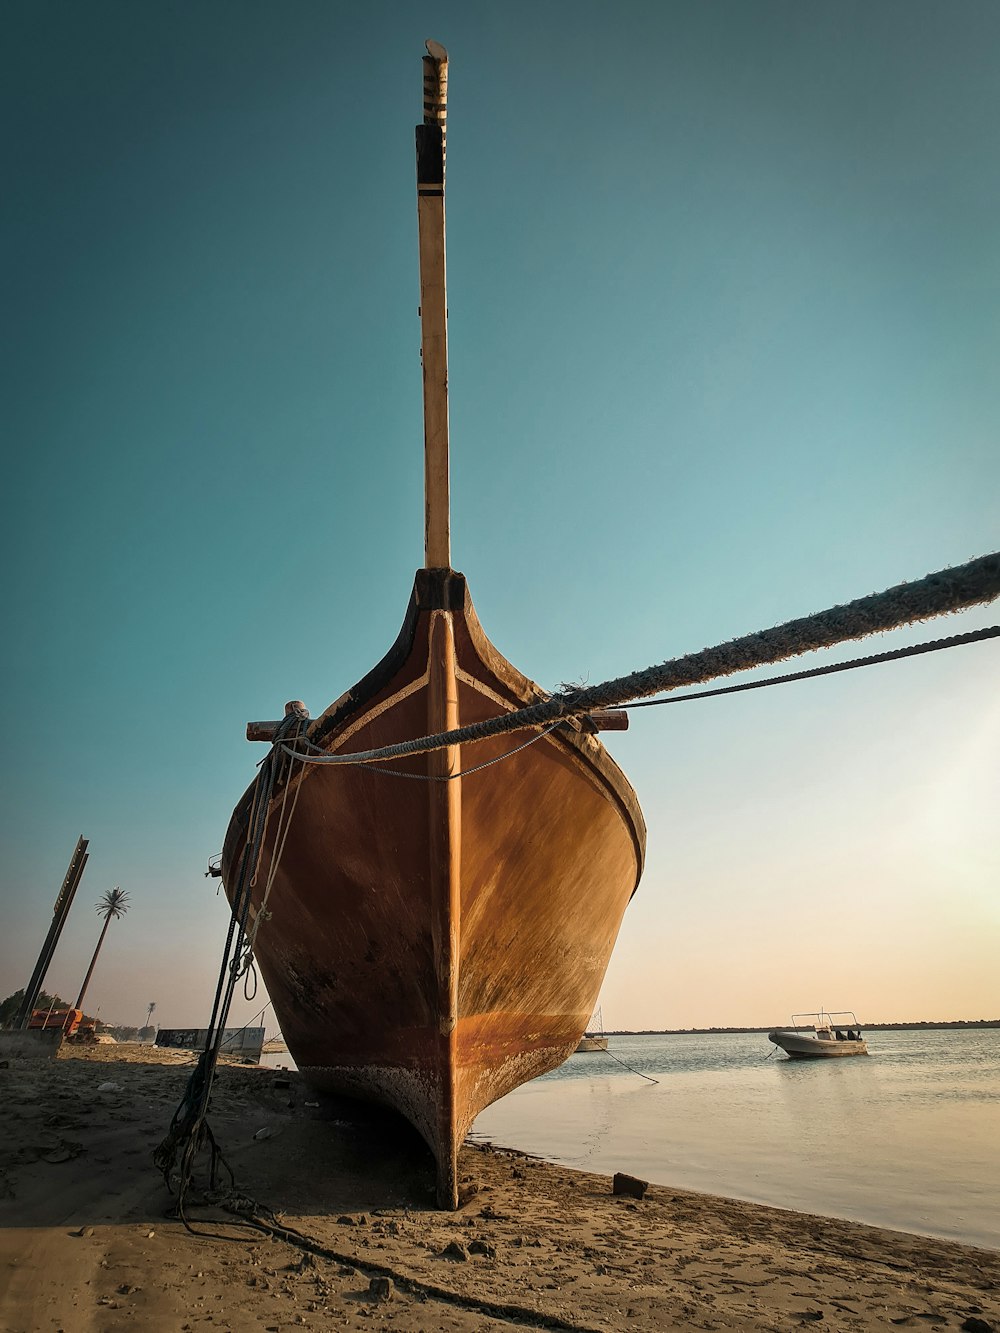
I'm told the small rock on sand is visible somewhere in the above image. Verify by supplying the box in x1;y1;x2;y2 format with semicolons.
369;1276;393;1301
440;1240;470;1261
612;1171;649;1200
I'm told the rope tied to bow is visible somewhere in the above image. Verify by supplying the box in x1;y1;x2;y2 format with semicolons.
279;552;1000;771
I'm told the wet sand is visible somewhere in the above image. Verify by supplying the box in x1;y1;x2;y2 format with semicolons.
1;1045;997;1331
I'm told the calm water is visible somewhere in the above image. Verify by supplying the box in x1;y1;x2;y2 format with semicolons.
469;1029;1000;1250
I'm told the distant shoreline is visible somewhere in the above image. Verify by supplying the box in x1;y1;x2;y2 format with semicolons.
606;1020;1000;1035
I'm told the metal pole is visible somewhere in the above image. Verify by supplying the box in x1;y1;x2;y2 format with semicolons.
13;837;89;1029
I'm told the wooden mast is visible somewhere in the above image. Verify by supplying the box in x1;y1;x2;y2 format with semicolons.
416;40;451;570
417;41;462;1208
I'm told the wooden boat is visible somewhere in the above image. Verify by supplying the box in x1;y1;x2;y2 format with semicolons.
576;1006;610;1052
575;1035;610;1053
768;1011;869;1059
221;43;645;1208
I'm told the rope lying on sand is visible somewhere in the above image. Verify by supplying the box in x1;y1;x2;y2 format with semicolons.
217;1200;608;1333
280;551;1000;768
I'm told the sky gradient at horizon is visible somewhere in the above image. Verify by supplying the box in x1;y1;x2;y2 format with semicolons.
1;2;997;1034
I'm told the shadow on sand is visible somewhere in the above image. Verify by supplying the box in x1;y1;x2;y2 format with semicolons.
1;1053;446;1233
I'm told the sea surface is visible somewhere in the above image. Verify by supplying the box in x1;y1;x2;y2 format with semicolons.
468;1028;1000;1250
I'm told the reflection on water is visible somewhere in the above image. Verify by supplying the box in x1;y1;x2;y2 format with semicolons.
470;1029;1000;1249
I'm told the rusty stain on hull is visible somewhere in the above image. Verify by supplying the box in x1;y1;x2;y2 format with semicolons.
222;568;645;1207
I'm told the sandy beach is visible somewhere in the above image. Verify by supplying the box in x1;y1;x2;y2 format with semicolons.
1;1045;997;1332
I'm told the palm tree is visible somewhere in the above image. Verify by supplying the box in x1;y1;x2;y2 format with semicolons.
74;888;130;1011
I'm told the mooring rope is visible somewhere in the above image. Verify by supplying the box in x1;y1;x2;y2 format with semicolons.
155;713;303;1231
274;552;999;769
217;1001;272;1053
599;1044;659;1084
609;623;999;710
239;744;307;969
216;1201;607;1332
281;721;563;780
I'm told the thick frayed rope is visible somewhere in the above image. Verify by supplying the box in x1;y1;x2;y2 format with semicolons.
282;552;999;767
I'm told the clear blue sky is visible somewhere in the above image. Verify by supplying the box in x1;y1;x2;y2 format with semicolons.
2;2;997;1032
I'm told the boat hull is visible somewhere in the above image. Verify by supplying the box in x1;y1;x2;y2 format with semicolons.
768;1029;868;1058
222;569;645;1206
575;1035;609;1053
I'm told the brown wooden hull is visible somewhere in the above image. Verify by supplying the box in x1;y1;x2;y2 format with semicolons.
222;569;645;1207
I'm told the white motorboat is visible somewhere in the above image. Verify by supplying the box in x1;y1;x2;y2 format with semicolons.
768;1011;868;1058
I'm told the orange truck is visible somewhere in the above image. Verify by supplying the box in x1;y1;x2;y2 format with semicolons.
28;1008;96;1040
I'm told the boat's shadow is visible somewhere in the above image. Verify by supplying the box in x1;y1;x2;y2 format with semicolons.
223;1087;445;1216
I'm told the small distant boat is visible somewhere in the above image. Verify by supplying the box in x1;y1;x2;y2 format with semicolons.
576;1008;609;1053
768;1011;868;1058
575;1034;609;1053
